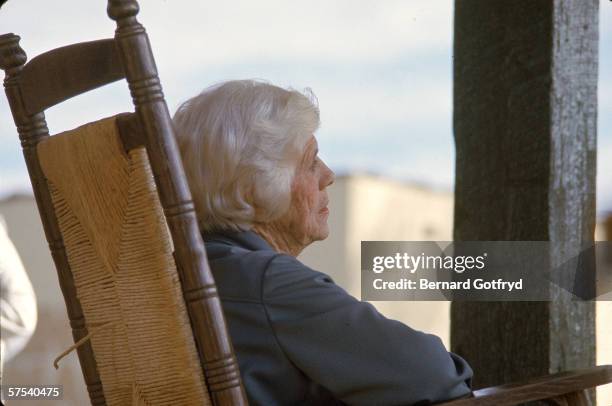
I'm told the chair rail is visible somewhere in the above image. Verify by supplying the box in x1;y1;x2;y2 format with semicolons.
19;38;124;115
439;365;612;406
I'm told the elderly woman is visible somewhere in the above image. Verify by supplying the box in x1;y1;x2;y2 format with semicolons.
173;80;472;405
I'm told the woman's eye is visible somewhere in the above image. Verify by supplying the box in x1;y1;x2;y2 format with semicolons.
311;157;319;170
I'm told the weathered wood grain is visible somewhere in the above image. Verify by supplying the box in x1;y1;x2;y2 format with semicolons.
451;0;598;402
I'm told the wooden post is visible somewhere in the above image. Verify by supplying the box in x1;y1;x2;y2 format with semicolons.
0;34;106;405
451;0;598;398
106;1;247;404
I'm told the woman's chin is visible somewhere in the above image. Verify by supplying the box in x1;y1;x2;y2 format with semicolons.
314;223;330;242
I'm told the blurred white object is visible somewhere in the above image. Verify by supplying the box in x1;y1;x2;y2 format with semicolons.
0;215;38;380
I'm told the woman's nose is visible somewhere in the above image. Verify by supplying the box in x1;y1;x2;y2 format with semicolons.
320;161;334;188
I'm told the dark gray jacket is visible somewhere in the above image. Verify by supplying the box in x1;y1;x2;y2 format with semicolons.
203;230;473;406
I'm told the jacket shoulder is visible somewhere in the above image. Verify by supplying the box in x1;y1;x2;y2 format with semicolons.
205;240;281;302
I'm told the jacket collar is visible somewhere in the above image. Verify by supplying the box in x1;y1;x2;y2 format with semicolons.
202;229;274;252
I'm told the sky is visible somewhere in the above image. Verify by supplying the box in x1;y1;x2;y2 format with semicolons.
1;0;611;216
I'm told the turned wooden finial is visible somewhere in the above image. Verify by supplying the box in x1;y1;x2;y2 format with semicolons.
0;33;27;77
107;0;140;22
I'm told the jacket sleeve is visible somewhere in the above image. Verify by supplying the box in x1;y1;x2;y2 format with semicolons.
0;218;38;380
261;254;472;406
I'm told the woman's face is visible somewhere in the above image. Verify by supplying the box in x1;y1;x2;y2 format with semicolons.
284;136;335;246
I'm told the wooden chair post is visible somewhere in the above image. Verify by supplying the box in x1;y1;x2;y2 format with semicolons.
0;34;106;406
106;1;247;404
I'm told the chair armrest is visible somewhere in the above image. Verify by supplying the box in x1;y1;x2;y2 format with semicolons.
437;365;612;406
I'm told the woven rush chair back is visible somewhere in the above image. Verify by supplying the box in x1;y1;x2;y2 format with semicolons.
39;116;210;406
0;1;247;405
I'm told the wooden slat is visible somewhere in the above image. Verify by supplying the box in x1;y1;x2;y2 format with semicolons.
20;38;124;115
439;365;612;406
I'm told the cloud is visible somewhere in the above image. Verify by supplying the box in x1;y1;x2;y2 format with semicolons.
1;0;453;70
0;0;454;143
146;0;454;71
0;0;610;216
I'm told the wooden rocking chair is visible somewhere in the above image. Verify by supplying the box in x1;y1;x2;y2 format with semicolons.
0;1;245;405
0;1;610;405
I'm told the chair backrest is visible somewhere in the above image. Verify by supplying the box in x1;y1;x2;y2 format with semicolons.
39;115;210;405
0;1;247;405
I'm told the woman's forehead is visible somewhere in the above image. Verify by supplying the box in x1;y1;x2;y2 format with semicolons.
305;135;318;151
299;136;318;164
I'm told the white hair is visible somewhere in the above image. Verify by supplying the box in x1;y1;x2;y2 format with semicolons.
173;79;320;232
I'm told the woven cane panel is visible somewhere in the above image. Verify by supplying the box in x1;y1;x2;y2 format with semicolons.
37;116;210;406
